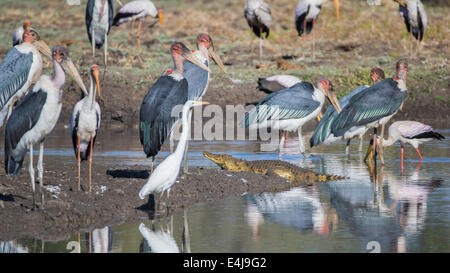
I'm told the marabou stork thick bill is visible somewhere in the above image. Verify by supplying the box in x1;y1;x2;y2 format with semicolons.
242;78;341;159
310;68;385;153
86;0;114;65
331;60;408;165
0;30;55;128
139;100;209;201
4;46;86;210
394;0;427;57
295;0;340;59
257;75;302;94
176;33;226;173
70;65;102;192
244;0;272;60
113;0;164;52
379;121;444;171
12;20;32;46
139;42;209;170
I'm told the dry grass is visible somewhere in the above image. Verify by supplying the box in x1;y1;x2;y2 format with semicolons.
0;0;448;102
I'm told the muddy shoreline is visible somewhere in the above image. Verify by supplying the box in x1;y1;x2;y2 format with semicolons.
0;156;313;242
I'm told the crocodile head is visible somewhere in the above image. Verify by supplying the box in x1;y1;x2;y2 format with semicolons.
203;151;248;172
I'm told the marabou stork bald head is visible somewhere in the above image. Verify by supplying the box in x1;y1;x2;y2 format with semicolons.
395;59;408;81
22;29;52;61
370;67;385;84
196;33;226;73
51;45;88;95
171;42;210;72
317;78;342;113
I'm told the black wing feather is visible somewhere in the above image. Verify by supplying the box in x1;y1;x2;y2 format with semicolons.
5;90;47;176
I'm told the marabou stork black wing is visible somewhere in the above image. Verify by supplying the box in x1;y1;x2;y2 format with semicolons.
242;82;319;127
310;85;368;147
108;0;114;33
4;89;47;176
331;79;407;137
85;0;95;45
0;47;33;112
149;79;189;157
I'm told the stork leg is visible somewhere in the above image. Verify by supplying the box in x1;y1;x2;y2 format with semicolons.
401;144;404;173
136;20;142;52
379;124;385;165
345;139;351;155
92;29;96;58
183;110;192;174
29;144;36;210
298;127;306;158
259;27;263;61
170;130;174;153
151;156;155;172
279;130;286;160
77;137;81;191
130;18;136;36
415;147;423;161
358;136;363;152
38;141;45;210
373;127;378;165
409;25;413;58
312;19;316;59
89;137;93;192
104;33;108;66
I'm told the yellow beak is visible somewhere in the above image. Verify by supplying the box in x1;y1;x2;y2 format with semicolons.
93;69;101;97
334;0;340;20
158;11;164;27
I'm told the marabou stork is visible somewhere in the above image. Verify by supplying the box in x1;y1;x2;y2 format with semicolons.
139;100;209;201
244;0;272;61
139;42;209;171
378;121;444;170
113;0;164;52
331;59;408;165
295;0;340;59
175;33;225;173
4;46;86;210
242;78;341;159
257;75;302;94
394;0;427;57
310;68;385;153
70;65;102;192
12;20;32;46
86;0;114;65
0;30;52;128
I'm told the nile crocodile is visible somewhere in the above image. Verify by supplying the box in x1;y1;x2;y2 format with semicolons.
203;152;346;184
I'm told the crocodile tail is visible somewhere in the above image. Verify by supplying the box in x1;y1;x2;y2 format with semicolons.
317;174;346;181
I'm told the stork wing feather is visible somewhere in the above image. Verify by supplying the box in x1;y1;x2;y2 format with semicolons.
310;85;369;147
398;121;432;138
331;79;406;137
108;0;115;32
150;80;189;157
5;89;47;175
0;47;33;111
243;82;319;127
85;0;95;44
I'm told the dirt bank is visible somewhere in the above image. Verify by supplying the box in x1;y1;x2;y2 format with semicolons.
0;156;320;242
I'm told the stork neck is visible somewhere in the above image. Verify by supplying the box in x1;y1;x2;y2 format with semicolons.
88;73;97;108
381;134;398;147
173;54;185;75
198;46;209;62
52;60;66;90
313;88;326;104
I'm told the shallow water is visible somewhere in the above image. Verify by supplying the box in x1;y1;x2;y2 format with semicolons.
1;125;449;253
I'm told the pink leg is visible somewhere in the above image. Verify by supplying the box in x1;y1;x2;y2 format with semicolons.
89;138;93;192
312;19;316;59
401;144;404;174
415;147;423;161
137;20;142;52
